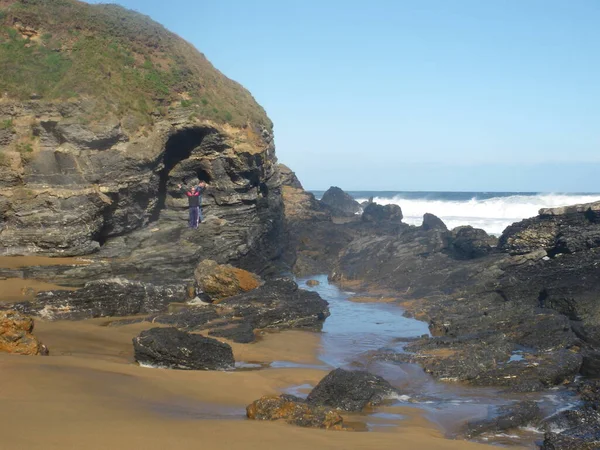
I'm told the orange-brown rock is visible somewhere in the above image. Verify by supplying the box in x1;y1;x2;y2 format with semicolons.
0;310;49;355
246;395;348;430
194;260;261;303
306;279;320;287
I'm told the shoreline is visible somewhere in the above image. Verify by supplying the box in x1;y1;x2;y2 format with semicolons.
0;304;504;449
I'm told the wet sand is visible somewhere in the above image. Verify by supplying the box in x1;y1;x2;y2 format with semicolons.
0;278;77;302
0;318;504;450
0;255;90;269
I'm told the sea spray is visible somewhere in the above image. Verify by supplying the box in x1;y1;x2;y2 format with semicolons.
313;192;600;235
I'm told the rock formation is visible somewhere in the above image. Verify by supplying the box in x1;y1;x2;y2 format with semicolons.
0;310;48;355
0;0;286;284
132;327;234;370
246;395;346;430
320;186;361;217
306;368;399;412
194;259;262;303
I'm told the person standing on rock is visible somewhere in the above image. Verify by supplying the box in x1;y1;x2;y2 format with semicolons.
178;181;207;229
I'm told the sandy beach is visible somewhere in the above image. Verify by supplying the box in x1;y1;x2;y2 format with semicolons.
0;314;507;450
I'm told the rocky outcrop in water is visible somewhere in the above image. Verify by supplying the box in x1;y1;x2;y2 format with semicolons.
320;186;361;217
306;368;399;412
325;201;600;392
499;201;600;256
0;310;48;355
132;327;234;370
246;394;347;430
194;259;262;303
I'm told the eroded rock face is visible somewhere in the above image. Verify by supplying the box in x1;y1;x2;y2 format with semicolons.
0;101;286;283
132;327;234;370
306;368;399;412
246;395;346;430
320;186;361;217
0;310;48;355
194;259;261;302
9;278;187;320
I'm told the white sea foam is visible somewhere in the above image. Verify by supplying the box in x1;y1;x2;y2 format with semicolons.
356;193;600;236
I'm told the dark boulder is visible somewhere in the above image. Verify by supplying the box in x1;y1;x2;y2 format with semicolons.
421;213;448;231
217;278;330;330
306;368;399;412
463;401;541;438
361;202;403;223
132;327;234;370
450;226;496;259
246;394;347;430
320;186;361;217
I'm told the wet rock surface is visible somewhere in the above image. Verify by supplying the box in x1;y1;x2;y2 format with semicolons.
541;380;600;449
306;368;399;412
463;401;541;437
6;278;187;320
132;327;234;370
246;394;347;430
0;310;48;356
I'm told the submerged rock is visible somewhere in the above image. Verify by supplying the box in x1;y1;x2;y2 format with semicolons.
306;368;399;412
464;401;541;438
320;186;361;217
306;279;320;287
194;259;261;303
246;394;347;430
0;310;48;356
132;327;234;370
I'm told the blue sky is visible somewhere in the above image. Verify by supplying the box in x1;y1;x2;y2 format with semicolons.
86;0;600;191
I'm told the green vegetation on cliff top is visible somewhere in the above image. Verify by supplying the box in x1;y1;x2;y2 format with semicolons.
0;0;271;129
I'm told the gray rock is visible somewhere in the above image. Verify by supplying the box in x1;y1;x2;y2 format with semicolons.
306;368;399;412
133;327;234;370
320;186;361;217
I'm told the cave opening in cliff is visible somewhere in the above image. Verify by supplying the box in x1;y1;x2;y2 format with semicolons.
150;127;212;222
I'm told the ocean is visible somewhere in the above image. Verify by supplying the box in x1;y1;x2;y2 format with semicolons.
311;191;600;236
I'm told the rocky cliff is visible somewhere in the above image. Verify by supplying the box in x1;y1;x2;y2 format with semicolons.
0;0;285;281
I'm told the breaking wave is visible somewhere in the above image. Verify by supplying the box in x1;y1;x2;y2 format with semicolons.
351;192;600;236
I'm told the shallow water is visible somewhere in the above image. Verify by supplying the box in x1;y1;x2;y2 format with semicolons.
296;275;576;448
